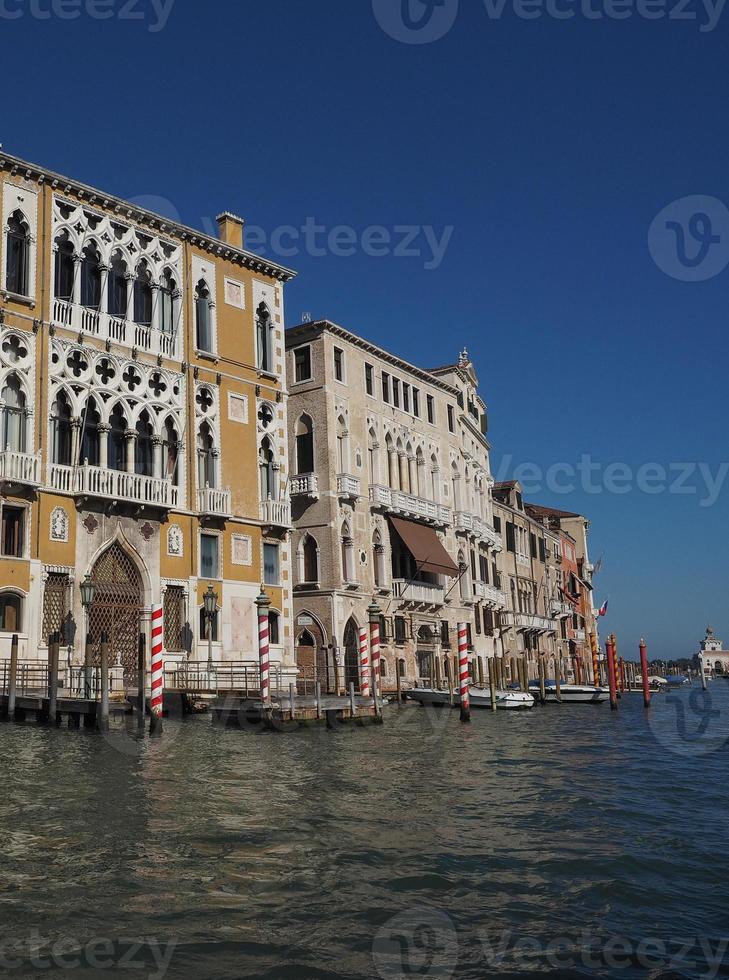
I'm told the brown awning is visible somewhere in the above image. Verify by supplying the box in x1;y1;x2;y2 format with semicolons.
389;517;460;578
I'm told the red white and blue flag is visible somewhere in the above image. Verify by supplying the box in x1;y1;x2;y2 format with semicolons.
597;599;609;617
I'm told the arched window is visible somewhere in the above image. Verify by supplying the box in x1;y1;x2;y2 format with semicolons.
256;303;273;372
385;434;395;489
108;404;127;471
368;428;379;485
373;530;386;589
452;462;461;510
108;253;128;318
430;454;439;502
458;550;470;601
163;417;179;484
196;280;213;352
159;269;177;334
79;397;100;466
1;375;26;453
302;534;319;583
396;439;407;492
336;416;348;474
6;211;30;296
341;521;355;584
133;261;153;326
54;237;75;301
135;409;154;476
268;611;281;646
80;243;102;309
415;447;425;497
197;421;216;489
0;592;22;632
259;436;277;501
50;390;72;465
295;414;314;474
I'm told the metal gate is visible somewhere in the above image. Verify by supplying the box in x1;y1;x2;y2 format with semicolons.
89;542;143;677
343;619;360;692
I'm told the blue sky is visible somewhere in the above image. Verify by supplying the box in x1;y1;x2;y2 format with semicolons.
2;0;726;659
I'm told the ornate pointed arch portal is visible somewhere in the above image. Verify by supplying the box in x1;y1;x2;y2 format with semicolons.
89;541;144;675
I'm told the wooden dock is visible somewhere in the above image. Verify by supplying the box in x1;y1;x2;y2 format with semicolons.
211;692;383;730
0;692;133;727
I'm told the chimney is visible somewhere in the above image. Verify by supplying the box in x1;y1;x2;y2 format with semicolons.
216;211;245;249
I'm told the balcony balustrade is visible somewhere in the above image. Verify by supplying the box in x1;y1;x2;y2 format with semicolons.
550;599;573;618
259;497;292;528
392;578;445;607
337;473;361;499
573;628;587;642
454;511;503;550
290;474;319;497
198;486;232;518
500;611;556;633
369;484;451;527
0;450;42;487
52;298;180;360
51;462;179;509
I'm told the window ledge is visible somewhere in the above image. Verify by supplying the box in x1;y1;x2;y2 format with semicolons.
195;350;219;364
257;369;278;382
2;291;35;308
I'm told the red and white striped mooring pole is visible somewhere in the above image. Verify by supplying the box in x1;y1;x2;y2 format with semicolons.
358;626;371;698
256;588;272;706
368;603;382;718
150;603;164;733
458;621;471;723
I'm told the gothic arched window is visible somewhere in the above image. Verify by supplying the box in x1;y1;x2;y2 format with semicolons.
303;534;319;583
256;303;273;373
6;211;30;297
80;397;100;466
108;404;127;471
197;421;216;489
195;280;213;352
54;236;75;301
1;374;26;453
80;243;102;309
51;390;72;465
259;436;277;501
163;417;179;484
295;414;314;474
160;269;177;334
135;409;154;476
133;260;153;327
108;253;128;318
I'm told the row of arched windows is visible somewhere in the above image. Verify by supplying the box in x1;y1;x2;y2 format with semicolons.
5;211;30;297
296;528;387;589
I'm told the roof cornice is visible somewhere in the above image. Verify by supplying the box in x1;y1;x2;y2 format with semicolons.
0;151;297;283
285;320;462;396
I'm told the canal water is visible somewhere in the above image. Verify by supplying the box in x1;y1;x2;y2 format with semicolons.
1;683;728;979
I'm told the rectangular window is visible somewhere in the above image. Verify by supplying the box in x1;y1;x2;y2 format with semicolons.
506;522;516;553
479;554;489;583
427;395;435;424
412;388;420;417
264;543;280;585
539;538;547;563
365;363;374;396
440;620;450;647
42;572;69;645
294;346;312;382
394;616;407;644
402;383;410;414
382;372;390;403
392;378;400;408
163;586;186;652
199;606;219;642
470;549;477;581
333;346;344;382
494;516;502;533
1;507;24;558
530;533;537;559
447;405;455;432
200;534;219;579
474;605;481;635
515;491;523;510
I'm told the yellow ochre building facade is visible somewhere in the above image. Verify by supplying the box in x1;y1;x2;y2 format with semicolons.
0;152;297;681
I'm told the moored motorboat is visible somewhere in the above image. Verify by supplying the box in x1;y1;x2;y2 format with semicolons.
529;682;610;704
405;687;535;711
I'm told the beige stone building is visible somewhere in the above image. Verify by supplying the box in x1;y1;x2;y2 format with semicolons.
0;151;296;683
284;320;505;691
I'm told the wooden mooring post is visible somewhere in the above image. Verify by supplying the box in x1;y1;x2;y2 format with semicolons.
290;682;297;721
99;631;110;733
639;638;652;707
554;655;562;702
538;658;546;705
395;658;403;703
7;633;18;719
606;637;619;711
348;682;356;719
84;632;93;700
487;657;497;712
315;681;322;720
137;632;146;731
47;632;60;725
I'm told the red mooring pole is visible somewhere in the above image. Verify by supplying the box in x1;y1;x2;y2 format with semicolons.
605;638;619;711
458;622;470;723
618;656;626;694
639;638;651;708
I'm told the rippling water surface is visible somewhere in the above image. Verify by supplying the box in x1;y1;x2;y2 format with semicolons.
1;683;728;979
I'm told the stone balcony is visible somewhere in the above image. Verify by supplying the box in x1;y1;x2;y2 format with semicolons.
290;474;319;498
500;611;556;633
337;473;361;500
52;298;180;360
259;497;292;529
550;599;573;619
369;484;451;527
473;581;507;609
198;486;232;518
392;578;445;607
574;628;587;642
0;450;42;488
51;462;179;509
454;511;503;550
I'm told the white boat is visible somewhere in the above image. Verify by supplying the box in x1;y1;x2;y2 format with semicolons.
405;687;535;711
530;682;610;704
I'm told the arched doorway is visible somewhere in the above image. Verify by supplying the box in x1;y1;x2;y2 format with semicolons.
295;612;328;692
89;541;143;677
343;617;360;692
416;625;435;684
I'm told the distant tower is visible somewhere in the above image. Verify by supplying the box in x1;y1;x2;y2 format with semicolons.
697;626;729;677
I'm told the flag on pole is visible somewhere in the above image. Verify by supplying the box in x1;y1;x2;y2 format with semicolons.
597;599;609;617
